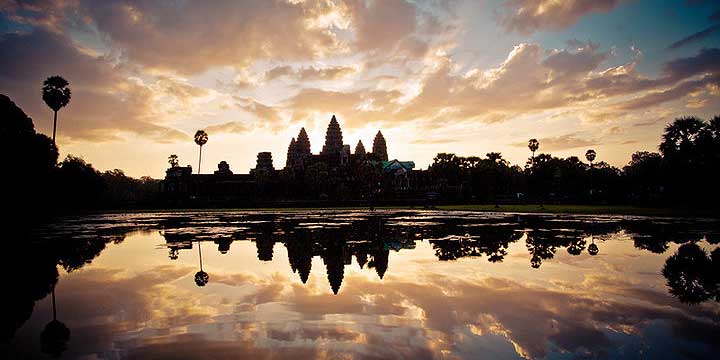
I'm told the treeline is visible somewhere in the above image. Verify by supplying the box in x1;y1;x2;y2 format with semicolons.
4;88;720;218
428;116;720;207
2;94;159;222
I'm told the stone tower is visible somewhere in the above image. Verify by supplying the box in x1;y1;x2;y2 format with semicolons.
321;115;344;155
296;128;311;160
372;130;388;161
355;140;366;157
255;152;274;172
285;138;297;169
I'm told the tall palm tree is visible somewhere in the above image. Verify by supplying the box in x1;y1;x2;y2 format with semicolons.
194;130;208;174
585;149;596;196
42;76;72;145
528;139;539;166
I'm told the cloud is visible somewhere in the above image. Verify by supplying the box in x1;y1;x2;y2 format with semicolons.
4;0;343;75
345;0;418;52
235;97;282;124
543;41;611;78
410;138;460;145
498;0;621;34
617;74;720;110
0;29;188;143
265;65;357;81
668;25;720;50
270;44;718;131
661;47;720;83
205;121;250;135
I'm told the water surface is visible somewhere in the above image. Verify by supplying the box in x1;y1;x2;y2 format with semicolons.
4;210;719;359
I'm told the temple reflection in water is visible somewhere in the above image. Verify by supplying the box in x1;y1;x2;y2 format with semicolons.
4;210;719;359
155;212;719;298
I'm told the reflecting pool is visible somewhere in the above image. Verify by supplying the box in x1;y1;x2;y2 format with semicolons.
3;210;719;359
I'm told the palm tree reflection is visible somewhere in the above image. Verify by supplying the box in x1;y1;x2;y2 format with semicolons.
41;286;70;358
588;237;599;256
194;241;209;287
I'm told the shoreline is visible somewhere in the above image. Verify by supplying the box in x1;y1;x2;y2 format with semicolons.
72;204;717;218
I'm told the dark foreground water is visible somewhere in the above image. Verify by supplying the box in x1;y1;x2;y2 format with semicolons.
3;210;719;359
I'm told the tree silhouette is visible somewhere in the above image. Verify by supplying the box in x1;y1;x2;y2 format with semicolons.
42;76;71;145
2;94;58;220
659;116;715;205
168;154;179;168
585;149;596;196
194;130;208;174
528;138;539;166
659;117;705;158
662;243;718;304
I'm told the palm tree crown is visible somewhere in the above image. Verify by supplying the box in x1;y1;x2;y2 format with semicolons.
528;139;539;153
585;149;597;163
194;130;208;146
585;149;596;163
42;76;71;112
194;130;208;174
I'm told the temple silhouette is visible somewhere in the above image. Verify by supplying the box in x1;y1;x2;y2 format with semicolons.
153;211;719;297
161;115;428;204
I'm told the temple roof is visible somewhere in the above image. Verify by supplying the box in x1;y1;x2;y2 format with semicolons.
382;159;414;172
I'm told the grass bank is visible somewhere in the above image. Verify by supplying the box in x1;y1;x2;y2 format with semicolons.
434;204;713;217
88;204;717;218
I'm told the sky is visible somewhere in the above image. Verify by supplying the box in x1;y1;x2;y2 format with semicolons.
1;0;719;178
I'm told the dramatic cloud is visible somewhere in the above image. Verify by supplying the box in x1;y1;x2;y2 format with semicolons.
344;0;417;52
273;44;719;131
498;0;621;34
2;0;720;175
80;0;342;75
0;29;188;142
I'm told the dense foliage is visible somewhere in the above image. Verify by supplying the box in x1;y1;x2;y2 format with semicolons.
1;94;159;221
426;115;720;207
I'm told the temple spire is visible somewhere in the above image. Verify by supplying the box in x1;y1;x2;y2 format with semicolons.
321;115;344;155
355;140;366;156
296;128;311;158
372;130;388;161
285;138;297;169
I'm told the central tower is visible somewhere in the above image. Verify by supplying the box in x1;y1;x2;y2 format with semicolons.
321;115;344;155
